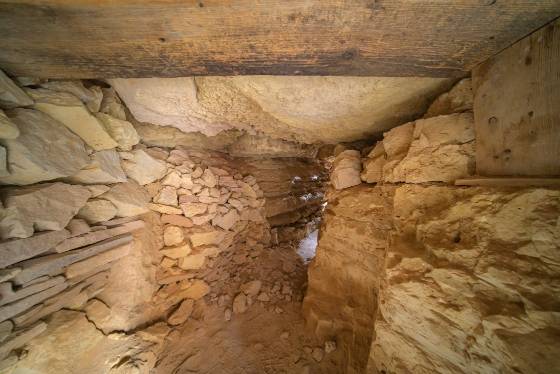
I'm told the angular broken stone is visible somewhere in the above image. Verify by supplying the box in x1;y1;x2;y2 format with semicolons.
189;230;226;247
40;80;103;112
163;226;184;246
180;203;207;217
201;168;217;187
66;149;126;184
153;186;178;207
212;209;240;231
161;214;193;228
76;199;118;224
0;70;33;109
191;212;216;226
85;185;110;198
147;203;183;215
0;109;90;185
0;322;46;360
65;219;90;237
240;280;262;297
168;299;194;326
182;280;210;300
0;183;90;239
121;149;167;185
0;110;19;139
0;146;7;178
95;112;140;151
178;254;206;270
161;171;183;188
26;88;118;150
99;182;150;217
233;293;248;314
161;243;191;259
100;87;126;120
425;78;473;118
0;275;66;306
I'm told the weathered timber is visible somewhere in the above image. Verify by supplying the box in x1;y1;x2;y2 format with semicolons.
473;18;560;176
0;1;559;78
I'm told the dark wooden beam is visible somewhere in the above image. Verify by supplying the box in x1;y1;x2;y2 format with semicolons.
0;1;559;78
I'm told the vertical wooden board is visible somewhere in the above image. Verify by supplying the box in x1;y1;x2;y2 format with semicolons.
473;18;560;176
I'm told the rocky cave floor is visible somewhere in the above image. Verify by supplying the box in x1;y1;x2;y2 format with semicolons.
154;232;342;374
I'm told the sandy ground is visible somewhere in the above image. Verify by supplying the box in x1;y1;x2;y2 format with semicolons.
154;233;343;374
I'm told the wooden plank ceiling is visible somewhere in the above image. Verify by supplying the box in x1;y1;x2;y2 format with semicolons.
0;0;559;78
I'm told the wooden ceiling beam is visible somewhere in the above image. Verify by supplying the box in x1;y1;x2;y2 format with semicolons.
0;0;559;78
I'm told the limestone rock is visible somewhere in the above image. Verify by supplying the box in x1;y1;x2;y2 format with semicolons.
0;146;6;178
99;87;126;120
425;78;473;118
25;88;118;150
95;112;140;151
181;203;207;217
312;348;324;362
40;80;103;112
161;243;191;259
361;155;385;184
0;229;69;267
147;203;183;215
189;230;226;247
388;113;475;183
66;149;126;184
112;76;450;144
85;185;110;198
161;171;183;188
0;183;90;239
233;293;248;314
201;168;217;187
0;109;90;185
154;186;178;207
76;199;117;224
161;214;193;228
182;280;210;300
99;182;150;217
382;122;414;158
331;150;361;190
240;280;262;297
121;149;167;185
0;110;19;139
228;133;318;158
178;254;206;270
168;299;194;325
65;219;90;237
212;209;240;231
163;226;184;246
0;70;33;109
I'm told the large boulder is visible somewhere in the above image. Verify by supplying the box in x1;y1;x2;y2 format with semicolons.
66;149;126;184
121;149;167;185
0;183;91;239
0;70;33;109
25;88;118;150
112;76;452;144
0;109;90;185
99;181;150;217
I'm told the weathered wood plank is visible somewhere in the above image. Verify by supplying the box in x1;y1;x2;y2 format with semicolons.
0;1;559;78
455;177;560;187
473;18;560;176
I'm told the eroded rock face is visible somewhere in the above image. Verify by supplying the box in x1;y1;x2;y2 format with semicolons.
368;186;560;374
303;185;394;373
361;113;476;184
0;70;33;109
112;76;451;144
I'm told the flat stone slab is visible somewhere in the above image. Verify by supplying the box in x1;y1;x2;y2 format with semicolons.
12;234;133;286
0;230;69;268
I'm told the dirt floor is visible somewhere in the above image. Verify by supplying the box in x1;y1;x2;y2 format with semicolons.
154;234;343;374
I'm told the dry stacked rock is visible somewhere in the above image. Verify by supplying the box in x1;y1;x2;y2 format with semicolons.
240;158;327;243
142;147;272;325
0;71;154;366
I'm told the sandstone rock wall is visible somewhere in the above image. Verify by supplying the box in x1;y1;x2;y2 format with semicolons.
305;79;560;374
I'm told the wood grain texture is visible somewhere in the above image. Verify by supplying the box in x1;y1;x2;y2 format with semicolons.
473;18;560;176
0;1;559;78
